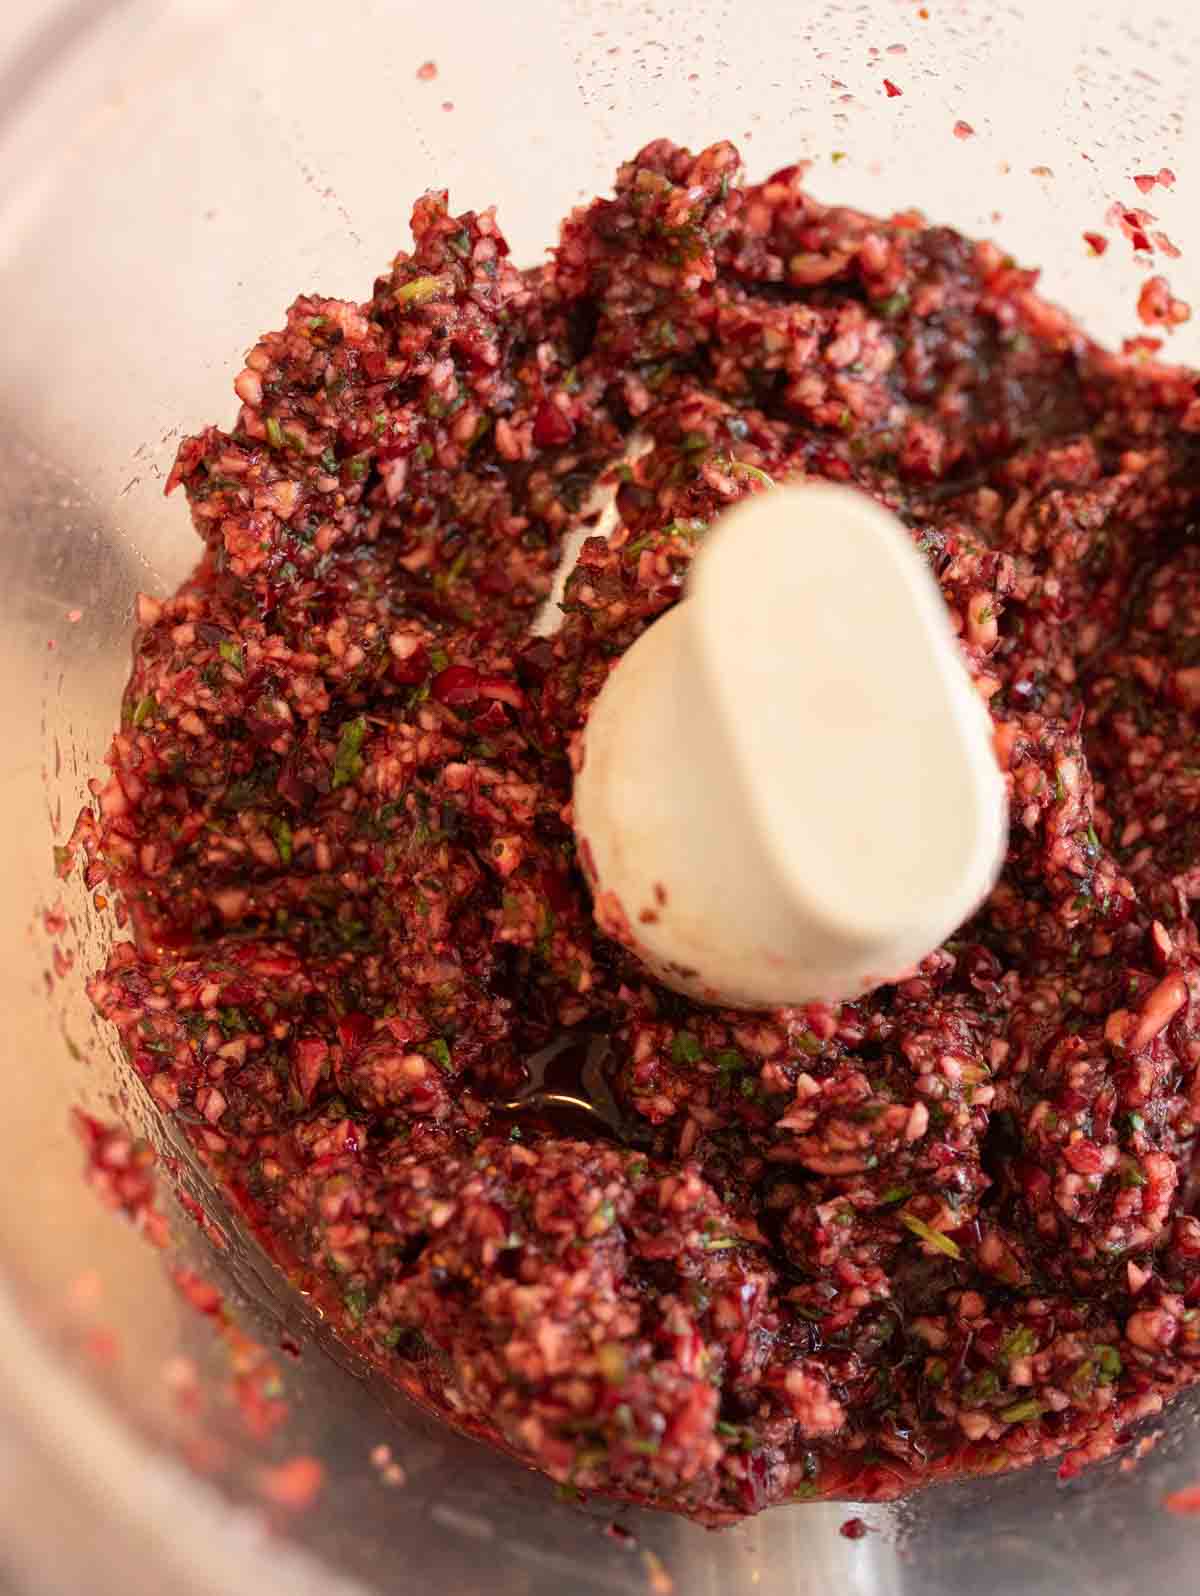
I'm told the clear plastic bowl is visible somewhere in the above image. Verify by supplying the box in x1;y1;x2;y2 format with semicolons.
3;2;1200;1591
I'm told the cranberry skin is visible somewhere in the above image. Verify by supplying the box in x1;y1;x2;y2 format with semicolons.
337;1011;374;1053
432;664;481;706
533;401;575;448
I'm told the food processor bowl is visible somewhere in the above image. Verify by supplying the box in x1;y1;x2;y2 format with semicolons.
3;1;1200;1591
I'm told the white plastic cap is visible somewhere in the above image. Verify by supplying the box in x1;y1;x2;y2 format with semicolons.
572;482;1007;1008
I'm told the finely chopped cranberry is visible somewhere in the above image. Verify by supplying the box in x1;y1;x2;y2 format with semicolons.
77;139;1200;1526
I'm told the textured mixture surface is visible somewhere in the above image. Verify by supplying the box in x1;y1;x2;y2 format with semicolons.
72;141;1200;1522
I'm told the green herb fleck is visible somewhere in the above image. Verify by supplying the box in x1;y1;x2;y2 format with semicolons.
961;1369;1000;1405
217;639;243;671
331;716;368;790
879;1184;913;1206
627;1437;660;1457
426;1037;452;1073
900;1212;961;1259
999;1325;1037;1361
730;460;775;488
396;275;443;308
999;1398;1042;1425
270;816;293;866
1096;1344;1122;1382
264;416;283;450
132;694;157;728
670;1032;703;1065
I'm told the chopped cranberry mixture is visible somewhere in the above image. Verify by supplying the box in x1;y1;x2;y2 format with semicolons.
74;141;1200;1522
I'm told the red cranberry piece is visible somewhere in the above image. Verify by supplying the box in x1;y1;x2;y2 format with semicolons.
533;401;575;448
337;1011;374;1052
432;663;480;706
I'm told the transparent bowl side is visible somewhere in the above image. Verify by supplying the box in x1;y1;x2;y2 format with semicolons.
3;2;1200;1593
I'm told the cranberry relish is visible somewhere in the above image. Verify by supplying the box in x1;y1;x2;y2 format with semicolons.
76;140;1200;1522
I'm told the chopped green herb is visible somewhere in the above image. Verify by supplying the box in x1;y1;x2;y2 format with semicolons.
670;1032;703;1064
264;416;283;449
900;1212;961;1259
395;275;443;308
879;1184;913;1206
729;460;775;488
999;1325;1037;1361
217;639;243;671
331;716;368;789
132;694;157;727
270;816;293;866
961;1369;999;1405
999;1398;1042;1425
343;1287;369;1324
627;1437;660;1457
426;1037;452;1073
1096;1344;1122;1381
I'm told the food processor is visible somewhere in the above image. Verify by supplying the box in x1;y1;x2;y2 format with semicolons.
3;0;1200;1590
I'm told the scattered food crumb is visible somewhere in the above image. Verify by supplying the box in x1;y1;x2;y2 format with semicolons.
67;608;83;623
257;1454;326;1511
1083;232;1109;256
1134;174;1157;194
883;78;903;97
441;101;454;113
1164;1482;1200;1515
1031;165;1054;178
643;1549;674;1594
831;150;847;163
368;1441;406;1485
416;60;437;81
840;1516;870;1540
1152;230;1182;259
73;1111;169;1248
1137;275;1191;331
604;1522;637;1547
953;120;975;139
1158;167;1176;188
